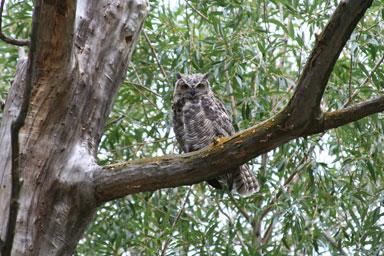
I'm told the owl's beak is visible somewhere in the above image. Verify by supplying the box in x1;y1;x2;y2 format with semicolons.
190;88;196;96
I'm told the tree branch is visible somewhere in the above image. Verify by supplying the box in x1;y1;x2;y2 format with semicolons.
287;0;373;128
0;0;29;46
30;0;77;73
0;58;28;256
75;0;149;150
306;95;384;135
92;93;383;203
92;0;378;204
160;187;192;256
343;55;384;107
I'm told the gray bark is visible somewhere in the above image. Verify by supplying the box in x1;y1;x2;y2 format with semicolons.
0;0;148;255
0;0;381;255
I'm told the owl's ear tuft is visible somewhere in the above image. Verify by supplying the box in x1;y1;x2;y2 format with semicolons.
176;73;182;80
202;72;210;80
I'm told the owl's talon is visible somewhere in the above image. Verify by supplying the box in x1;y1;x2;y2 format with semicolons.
213;135;226;145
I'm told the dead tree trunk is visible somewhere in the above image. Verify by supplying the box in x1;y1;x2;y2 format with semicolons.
0;0;381;255
0;0;148;255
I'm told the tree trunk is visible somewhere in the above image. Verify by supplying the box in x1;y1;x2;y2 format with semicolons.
0;0;380;255
0;0;148;255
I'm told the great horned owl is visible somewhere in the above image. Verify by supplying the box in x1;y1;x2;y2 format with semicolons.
172;73;259;195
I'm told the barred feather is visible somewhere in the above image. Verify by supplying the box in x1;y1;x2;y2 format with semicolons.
172;73;259;196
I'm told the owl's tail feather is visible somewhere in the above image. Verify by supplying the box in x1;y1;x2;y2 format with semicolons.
232;164;259;196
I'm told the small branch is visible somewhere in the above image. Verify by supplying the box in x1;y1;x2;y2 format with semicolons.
306;95;384;135
322;230;348;256
126;80;162;98
215;200;248;250
160;187;192;256
143;31;169;83
228;193;251;221
348;50;353;102
258;151;313;224
105;115;125;128
184;1;210;22
0;0;29;46
130;64;162;111
343;54;384;107
224;62;238;123
261;217;275;244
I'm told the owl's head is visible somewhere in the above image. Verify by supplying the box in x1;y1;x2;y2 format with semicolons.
173;73;212;101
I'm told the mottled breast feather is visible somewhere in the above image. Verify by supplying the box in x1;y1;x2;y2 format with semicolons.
173;95;233;153
172;73;259;195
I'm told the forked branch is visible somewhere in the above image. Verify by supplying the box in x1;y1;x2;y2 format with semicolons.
92;0;378;204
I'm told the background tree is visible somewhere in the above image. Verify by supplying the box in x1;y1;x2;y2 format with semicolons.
0;0;383;255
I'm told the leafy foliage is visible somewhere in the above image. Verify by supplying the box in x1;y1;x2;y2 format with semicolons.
1;0;383;255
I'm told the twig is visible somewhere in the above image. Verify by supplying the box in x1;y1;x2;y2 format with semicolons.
107;137;174;154
322;230;348;256
261;217;275;244
184;0;210;22
259;152;312;222
216;199;248;250
260;153;268;177
224;62;238;122
129;83;160;111
160;187;192;256
142;31;169;83
126;80;162;98
228;193;251;221
254;142;317;243
130;64;162;111
348;50;353;103
0;0;29;46
185;4;193;72
343;55;384;108
105;115;125;128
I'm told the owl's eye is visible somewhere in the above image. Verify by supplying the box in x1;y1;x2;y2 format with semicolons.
179;83;189;90
196;83;206;89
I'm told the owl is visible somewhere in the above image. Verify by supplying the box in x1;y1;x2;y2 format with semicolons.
172;73;259;195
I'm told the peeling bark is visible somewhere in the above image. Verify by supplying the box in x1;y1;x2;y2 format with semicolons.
0;0;148;255
0;0;380;255
0;58;28;253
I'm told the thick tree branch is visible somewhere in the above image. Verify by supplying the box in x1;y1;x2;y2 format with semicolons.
92;0;378;204
287;0;373;128
75;0;148;151
30;0;76;74
93;93;384;203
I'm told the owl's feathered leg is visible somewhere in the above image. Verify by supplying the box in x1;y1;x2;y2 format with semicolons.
232;164;259;196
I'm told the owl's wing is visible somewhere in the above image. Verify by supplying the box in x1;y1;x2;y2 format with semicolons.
172;100;185;151
202;96;235;137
